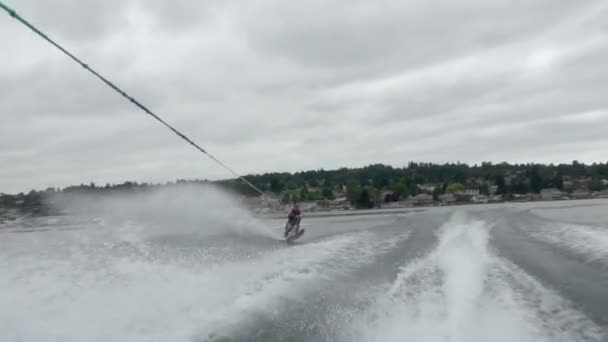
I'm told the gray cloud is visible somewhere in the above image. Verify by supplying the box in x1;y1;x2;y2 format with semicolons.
139;0;218;32
8;0;129;41
1;0;608;193
242;0;581;69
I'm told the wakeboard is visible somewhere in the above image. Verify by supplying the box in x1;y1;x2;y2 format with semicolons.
286;228;305;242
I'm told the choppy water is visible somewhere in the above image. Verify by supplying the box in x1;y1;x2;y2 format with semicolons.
1;191;607;341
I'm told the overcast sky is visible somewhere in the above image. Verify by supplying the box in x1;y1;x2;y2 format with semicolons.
1;0;608;193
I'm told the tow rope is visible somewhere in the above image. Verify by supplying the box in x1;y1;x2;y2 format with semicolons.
0;1;265;196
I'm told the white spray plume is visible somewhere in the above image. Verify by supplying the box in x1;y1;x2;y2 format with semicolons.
51;183;276;239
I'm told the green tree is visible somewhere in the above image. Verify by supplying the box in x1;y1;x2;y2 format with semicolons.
366;186;382;207
495;175;507;195
510;178;530;194
270;179;283;193
589;178;605;192
281;191;299;204
442;182;449;193
281;192;292;204
308;179;319;188
346;180;362;205
446;183;465;194
307;191;324;201
357;188;372;208
432;186;443;201
300;186;309;201
391;181;410;200
354;186;380;209
529;166;543;193
286;180;298;190
321;187;335;200
552;174;564;190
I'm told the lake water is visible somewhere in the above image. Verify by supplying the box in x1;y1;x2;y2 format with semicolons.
1;193;607;341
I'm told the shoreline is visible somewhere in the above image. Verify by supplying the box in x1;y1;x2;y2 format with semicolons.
257;197;608;219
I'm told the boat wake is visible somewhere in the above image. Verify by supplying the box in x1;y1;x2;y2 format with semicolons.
335;212;606;342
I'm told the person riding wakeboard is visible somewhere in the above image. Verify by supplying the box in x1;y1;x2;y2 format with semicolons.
284;203;302;238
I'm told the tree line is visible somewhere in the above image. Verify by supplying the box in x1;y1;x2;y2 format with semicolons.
1;161;607;211
227;161;607;207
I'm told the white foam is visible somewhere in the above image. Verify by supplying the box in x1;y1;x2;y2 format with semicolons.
340;211;605;342
528;222;608;265
486;256;606;341
54;184;277;240
0;225;409;342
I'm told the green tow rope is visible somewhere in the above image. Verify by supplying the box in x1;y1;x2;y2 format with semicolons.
0;1;265;196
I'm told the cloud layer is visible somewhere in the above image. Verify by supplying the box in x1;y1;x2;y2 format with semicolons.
1;0;608;193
